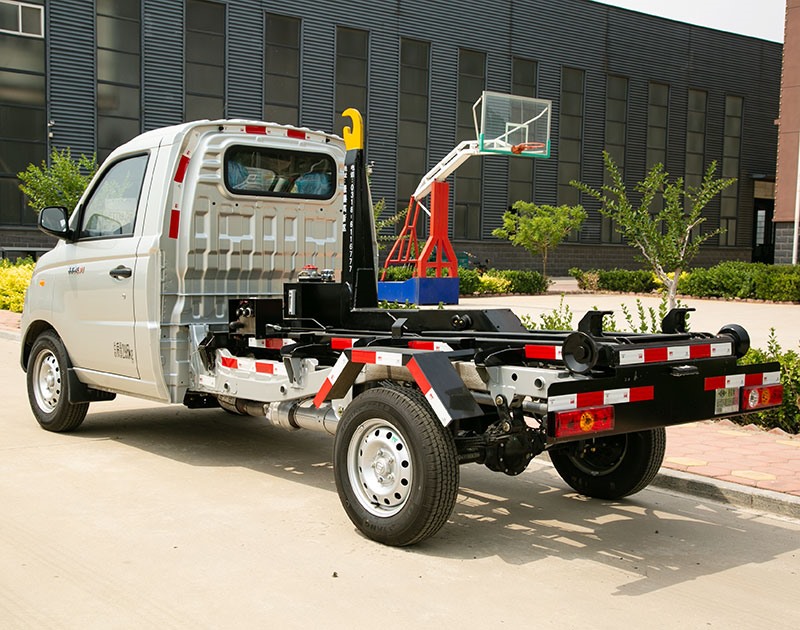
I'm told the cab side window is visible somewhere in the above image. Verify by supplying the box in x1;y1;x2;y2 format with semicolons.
79;154;149;239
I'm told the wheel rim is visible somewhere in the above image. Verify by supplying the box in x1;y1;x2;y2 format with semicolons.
347;419;414;518
32;349;61;414
565;435;628;477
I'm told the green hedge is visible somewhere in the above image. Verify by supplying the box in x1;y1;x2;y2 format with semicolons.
570;262;800;303
569;267;657;293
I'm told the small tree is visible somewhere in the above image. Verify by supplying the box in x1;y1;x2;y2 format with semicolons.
17;147;98;214
492;201;586;279
572;152;735;310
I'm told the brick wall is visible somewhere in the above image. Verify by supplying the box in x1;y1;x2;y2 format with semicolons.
774;222;796;264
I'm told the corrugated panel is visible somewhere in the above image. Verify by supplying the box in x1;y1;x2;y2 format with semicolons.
581;69;607;242
481;47;513;238
143;0;184;129
366;30;400;212
48;0;95;155
299;16;335;131
227;0;264;119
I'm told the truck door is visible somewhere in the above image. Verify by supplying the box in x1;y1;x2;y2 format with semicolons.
58;153;150;379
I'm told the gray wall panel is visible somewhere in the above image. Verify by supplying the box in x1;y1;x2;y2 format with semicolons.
143;0;183;129
48;0;95;155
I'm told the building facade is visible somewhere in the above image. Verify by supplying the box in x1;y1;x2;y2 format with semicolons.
0;0;783;273
775;0;800;264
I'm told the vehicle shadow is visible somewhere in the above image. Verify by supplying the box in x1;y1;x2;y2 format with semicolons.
71;404;800;597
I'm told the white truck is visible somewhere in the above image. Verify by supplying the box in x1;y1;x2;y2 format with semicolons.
20;111;782;546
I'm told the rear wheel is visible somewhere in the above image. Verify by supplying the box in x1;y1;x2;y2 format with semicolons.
26;331;89;432
333;386;459;546
549;428;666;499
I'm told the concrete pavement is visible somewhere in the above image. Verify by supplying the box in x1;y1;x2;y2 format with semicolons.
3;283;800;520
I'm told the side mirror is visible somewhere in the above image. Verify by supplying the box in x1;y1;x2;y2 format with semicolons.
38;206;73;240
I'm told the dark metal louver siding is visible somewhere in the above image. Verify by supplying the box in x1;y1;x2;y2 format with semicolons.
227;0;264;120
300;16;335;132
143;0;184;129
367;30;400;211
48;0;95;155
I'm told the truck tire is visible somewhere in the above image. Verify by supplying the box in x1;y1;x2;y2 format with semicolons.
549;428;666;500
333;386;459;546
26;331;89;432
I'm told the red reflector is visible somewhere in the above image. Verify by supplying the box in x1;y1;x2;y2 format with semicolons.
554;406;615;438
245;125;267;135
287;129;306;140
331;337;354;350
741;385;783;410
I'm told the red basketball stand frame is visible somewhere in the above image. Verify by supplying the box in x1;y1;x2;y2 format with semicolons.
381;181;457;280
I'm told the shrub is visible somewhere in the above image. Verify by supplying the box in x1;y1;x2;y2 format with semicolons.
735;331;800;434
476;274;512;294
0;257;35;313
678;262;800;303
381;265;414;282
597;268;657;293
569;267;599;291
457;267;482;294
488;269;549;294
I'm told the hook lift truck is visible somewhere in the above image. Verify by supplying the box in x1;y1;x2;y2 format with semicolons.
21;93;782;546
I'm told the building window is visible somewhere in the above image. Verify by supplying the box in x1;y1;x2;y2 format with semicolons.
0;0;44;226
558;67;584;213
185;0;225;121
264;13;300;126
509;57;537;206
335;27;368;136
96;0;141;161
396;38;429;228
646;82;669;170
685;88;707;204
454;48;485;240
721;95;743;246
0;0;42;37
602;75;628;243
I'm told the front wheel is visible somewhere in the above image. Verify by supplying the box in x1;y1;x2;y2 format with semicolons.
26;331;89;432
549;428;666;499
333;386;459;546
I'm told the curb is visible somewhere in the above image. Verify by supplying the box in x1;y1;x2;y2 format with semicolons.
0;329;20;343
653;468;800;520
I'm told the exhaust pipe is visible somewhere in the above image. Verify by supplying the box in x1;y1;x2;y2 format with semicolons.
218;395;338;436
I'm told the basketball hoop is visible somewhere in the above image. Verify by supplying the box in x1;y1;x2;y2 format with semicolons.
510;141;546;155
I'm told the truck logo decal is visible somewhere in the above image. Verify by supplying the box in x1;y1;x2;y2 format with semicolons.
67;265;85;275
113;342;134;361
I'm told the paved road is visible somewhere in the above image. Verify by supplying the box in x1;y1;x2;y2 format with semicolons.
2;336;799;629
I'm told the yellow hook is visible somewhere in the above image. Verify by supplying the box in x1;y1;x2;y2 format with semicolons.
342;108;364;151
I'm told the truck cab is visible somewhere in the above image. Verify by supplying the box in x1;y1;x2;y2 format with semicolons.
22;120;345;404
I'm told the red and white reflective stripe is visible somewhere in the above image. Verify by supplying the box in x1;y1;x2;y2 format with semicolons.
407;358;452;424
619;341;732;366
525;345;562;360
248;338;296;349
548;385;655;412
313;353;350;407
350;349;404;367
168;130;201;239
407;340;454;352
217;350;287;376
705;371;780;391
331;337;359;350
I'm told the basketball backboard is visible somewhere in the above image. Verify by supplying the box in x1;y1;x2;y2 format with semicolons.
474;91;552;158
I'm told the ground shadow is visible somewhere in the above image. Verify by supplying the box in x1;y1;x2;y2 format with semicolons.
69;403;800;597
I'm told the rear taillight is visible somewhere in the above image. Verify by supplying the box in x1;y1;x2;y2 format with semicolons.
741;385;783;410
554;406;615;438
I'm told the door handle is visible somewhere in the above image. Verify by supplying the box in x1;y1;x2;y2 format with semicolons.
109;265;132;279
